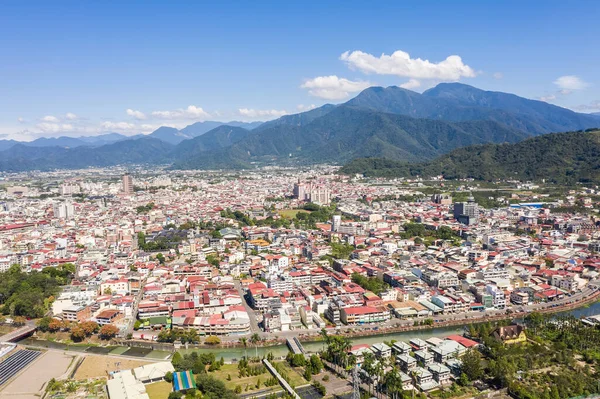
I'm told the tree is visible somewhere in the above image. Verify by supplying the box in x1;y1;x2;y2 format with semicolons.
13;316;27;326
164;371;173;383
37;316;53;332
461;349;483;381
99;324;119;340
172;352;183;369
70;326;86;342
156;253;166;264
205;335;221;345
309;354;324;374
80;321;99;336
250;333;261;358
458;372;470;386
304;367;312;381
48;319;62;332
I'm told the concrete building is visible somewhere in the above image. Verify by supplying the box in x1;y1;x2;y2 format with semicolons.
453;195;478;225
122;173;134;195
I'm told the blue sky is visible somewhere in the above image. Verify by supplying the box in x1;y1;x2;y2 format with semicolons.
1;0;598;140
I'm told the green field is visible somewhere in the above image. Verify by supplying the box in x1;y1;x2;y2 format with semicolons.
279;209;310;218
146;381;172;399
209;361;307;392
275;362;308;387
210;363;272;392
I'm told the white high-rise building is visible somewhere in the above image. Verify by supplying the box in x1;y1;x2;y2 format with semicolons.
332;215;341;232
53;201;75;219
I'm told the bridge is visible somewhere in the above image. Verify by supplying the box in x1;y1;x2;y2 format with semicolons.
286;337;306;355
263;359;301;399
0;324;36;343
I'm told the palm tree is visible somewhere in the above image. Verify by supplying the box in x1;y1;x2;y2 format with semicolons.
319;328;329;352
250;333;261;358
240;337;248;358
362;352;376;396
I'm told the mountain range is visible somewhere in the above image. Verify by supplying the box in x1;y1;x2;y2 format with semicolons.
0;83;598;171
339;129;600;184
0;120;262;150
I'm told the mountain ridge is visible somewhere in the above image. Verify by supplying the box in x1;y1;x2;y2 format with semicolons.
339;129;600;184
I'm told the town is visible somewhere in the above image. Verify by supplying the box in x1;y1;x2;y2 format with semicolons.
1;166;600;398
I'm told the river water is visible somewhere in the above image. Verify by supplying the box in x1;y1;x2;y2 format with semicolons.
19;301;600;362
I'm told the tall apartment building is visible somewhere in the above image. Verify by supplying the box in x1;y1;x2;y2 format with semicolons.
122;173;134;195
293;178;331;205
331;215;341;232
453;195;479;225
53;201;75;219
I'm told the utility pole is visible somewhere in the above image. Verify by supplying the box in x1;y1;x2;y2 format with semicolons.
352;365;360;399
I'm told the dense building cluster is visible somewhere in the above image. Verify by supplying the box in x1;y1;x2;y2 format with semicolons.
1;166;600;341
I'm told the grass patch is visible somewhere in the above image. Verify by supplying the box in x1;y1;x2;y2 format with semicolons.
279;209;310;218
146;381;172;399
209;363;273;393
276;362;308;387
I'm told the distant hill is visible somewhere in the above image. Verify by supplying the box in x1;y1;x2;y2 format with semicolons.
171;125;251;159
0;137;173;172
180;120;262;137
0;133;129;151
148;126;192;145
0;139;20;151
256;104;336;130
339;129;600;184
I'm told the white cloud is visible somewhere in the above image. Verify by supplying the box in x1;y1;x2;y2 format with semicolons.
151;105;210;120
399;79;421;90
539;94;557;102
17;117;26;124
42;115;60;123
297;104;317;111
573;100;600;112
36;123;74;133
340;50;476;81
101;121;137;131
126;108;147;120
553;75;588;91
65;112;77;120
238;108;288;119
301;75;372;100
493;72;504;80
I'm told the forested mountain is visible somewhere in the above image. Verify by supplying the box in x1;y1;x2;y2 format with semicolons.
339;129;600;184
2;83;599;171
172;106;527;169
347;84;600;134
171;125;251;159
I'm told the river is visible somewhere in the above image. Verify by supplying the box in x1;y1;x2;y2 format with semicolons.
18;301;600;362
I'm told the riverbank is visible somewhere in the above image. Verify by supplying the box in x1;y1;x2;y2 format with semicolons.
18;286;600;361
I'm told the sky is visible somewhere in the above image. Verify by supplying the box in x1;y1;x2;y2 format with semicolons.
1;0;599;141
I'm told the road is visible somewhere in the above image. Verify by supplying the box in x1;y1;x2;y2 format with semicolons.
121;274;148;338
234;279;261;334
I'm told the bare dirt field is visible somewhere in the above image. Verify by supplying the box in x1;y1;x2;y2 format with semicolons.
1;351;74;399
74;354;156;379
